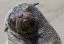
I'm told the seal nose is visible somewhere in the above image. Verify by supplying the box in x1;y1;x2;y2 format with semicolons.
17;11;23;18
18;14;23;18
18;12;30;19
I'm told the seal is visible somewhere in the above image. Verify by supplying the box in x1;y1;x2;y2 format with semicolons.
4;2;62;44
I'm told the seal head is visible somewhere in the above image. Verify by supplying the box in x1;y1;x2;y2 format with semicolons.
7;3;40;34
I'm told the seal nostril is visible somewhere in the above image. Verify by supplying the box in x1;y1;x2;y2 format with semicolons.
18;14;23;18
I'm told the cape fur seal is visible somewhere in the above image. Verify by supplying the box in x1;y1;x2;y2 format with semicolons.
4;2;62;44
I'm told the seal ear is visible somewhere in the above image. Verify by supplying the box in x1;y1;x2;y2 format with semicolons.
33;3;39;6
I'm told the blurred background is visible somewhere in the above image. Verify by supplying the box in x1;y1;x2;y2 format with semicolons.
0;0;64;44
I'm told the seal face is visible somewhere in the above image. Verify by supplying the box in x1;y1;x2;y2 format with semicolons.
5;2;62;44
9;4;39;34
5;3;41;38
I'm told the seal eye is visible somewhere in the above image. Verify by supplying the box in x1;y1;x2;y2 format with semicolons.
26;6;36;12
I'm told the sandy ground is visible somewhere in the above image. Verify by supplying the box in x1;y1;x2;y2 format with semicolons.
0;0;64;44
